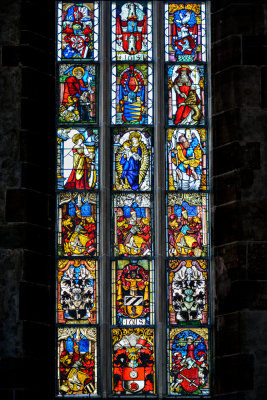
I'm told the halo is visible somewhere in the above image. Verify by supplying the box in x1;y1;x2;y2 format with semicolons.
73;67;85;77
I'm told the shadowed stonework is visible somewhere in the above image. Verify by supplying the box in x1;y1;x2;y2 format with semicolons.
0;1;267;399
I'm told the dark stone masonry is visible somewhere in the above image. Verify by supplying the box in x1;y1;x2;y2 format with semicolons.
0;0;267;398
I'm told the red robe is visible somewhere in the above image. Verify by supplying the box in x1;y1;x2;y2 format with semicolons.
64;149;91;190
63;76;87;106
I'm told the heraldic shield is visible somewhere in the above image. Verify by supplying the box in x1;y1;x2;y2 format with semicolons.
122;366;145;392
125;295;144;318
169;328;209;395
112;329;155;395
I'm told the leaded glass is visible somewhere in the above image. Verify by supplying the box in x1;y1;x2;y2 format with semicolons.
58;63;97;123
57;128;99;189
57;192;98;257
164;2;207;63
57;259;98;324
167;193;208;257
167;64;205;126
113;193;152;257
112;328;155;394
168;328;209;395
112;259;154;326
57;2;99;61
111;63;153;125
111;1;152;61
168;259;208;325
167;128;207;191
57;327;98;395
113;127;153;191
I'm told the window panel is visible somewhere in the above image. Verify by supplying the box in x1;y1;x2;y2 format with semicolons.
167;193;208;258
164;2;207;63
57;1;99;61
113;127;153;192
58;63;97;124
167;127;207;191
112;259;154;326
57;259;98;324
168;259;208;325
112;327;155;395
113;193;153;257
57;192;98;257
111;63;153;125
167;64;206;126
57;327;98;395
57;128;99;190
168;327;209;395
111;1;152;61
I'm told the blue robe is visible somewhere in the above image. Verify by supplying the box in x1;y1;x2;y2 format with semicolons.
120;146;142;191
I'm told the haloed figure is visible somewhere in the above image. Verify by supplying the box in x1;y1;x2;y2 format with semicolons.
65;133;96;190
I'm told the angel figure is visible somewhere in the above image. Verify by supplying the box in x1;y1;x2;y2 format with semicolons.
115;131;149;191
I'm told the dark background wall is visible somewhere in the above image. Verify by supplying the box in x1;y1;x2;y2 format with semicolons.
212;0;267;399
0;0;267;399
0;0;54;399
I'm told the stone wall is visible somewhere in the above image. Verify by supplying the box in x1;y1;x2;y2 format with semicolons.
0;0;54;398
0;0;267;399
212;1;267;399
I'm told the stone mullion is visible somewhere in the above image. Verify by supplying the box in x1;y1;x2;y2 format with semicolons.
99;1;111;397
154;1;166;398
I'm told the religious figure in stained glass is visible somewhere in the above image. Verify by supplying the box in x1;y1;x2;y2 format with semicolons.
112;260;154;326
57;128;98;190
165;3;206;63
167;193;208;257
58;2;99;60
57;259;98;324
168;260;207;325
113;194;152;257
58;193;98;257
113;128;152;191
59;64;96;123
169;328;209;395
167;64;205;126
58;327;97;395
112;1;152;61
112;63;153;125
167;128;207;191
112;328;155;394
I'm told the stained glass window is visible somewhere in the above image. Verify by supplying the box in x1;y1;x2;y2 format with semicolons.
165;2;207;63
168;328;209;395
111;63;153;125
56;1;99;396
112;259;154;326
57;2;99;61
111;1;155;395
167;127;207;191
57;128;99;189
165;1;210;396
167;64;206;126
55;1;211;396
57;327;98;395
112;328;155;394
111;1;152;61
113;127;153;191
58;64;97;124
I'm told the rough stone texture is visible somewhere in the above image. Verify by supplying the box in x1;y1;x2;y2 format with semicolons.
0;0;267;399
212;0;267;398
0;0;54;398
